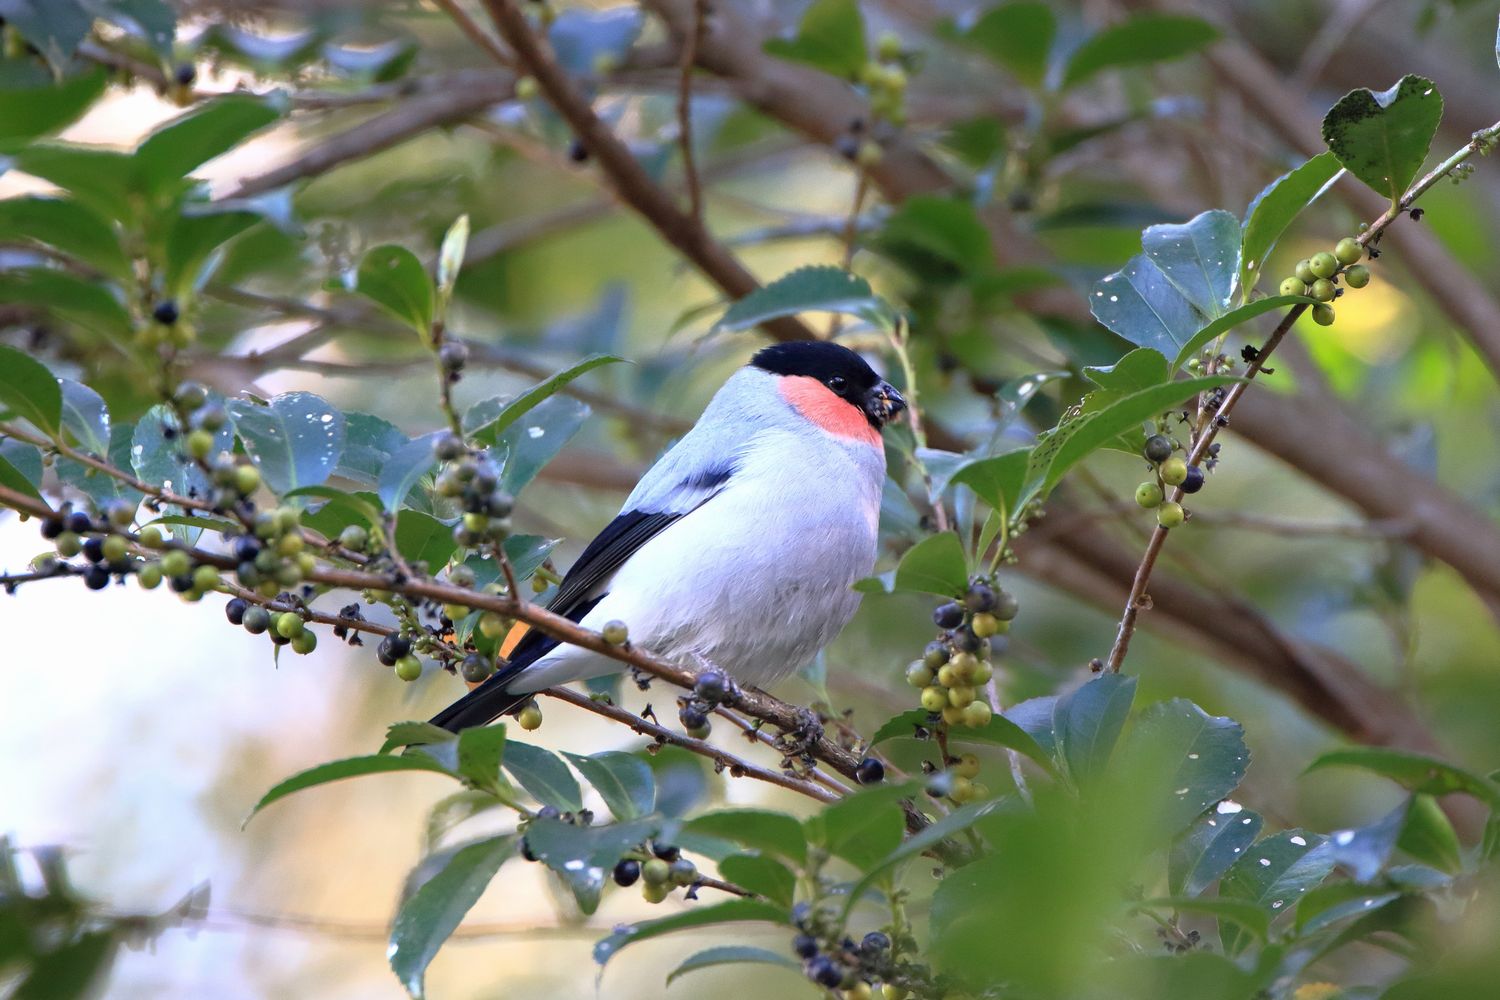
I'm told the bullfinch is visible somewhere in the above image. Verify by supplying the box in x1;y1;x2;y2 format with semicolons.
431;341;906;732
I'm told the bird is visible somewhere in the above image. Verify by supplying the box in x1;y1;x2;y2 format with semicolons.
430;340;906;733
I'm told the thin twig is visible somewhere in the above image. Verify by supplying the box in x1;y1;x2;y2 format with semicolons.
430;0;515;68
677;0;706;221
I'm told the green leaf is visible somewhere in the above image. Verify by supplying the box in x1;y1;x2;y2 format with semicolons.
1168;295;1311;372
565;750;655;821
389;834;516;999
0;2;91;68
525;816;657;915
593;899;789;967
1397;794;1462;874
953;714;1058;773
682;809;808;865
949;449;1028;517
0;344;61;436
467;354;622;446
455;724;507;795
548;7;643;76
12;929;117;1000
0;439;43;501
0;196;130;280
891;531;969;597
1141;209;1240;318
1145;896;1271;942
0;68;104;137
380;721;455;754
1239;151;1343;299
164;203;261;295
717;853;796;907
1325;799;1406;882
869;709;936;746
843;800;1004;917
1170;807;1264;897
494;395;591;494
961;2;1055;86
246;754;453;823
1053;673;1136;788
0;267;133;344
394;510;458;571
226;392;346;496
761;0;867;79
713;266;890;332
134;95;281;195
284;485;384;528
1294;880;1403;935
436;214;469;309
378;432;441;511
502;740;582;812
1304;746;1500;807
877;196;996;274
809;782;913;869
356;244;434;337
1119;699;1249;834
1083;348;1171;393
98;0;177;58
665;945;800;985
1061;13;1218;89
1089;255;1201;356
337;412;408;486
1219;830;1333;954
57;379;109;455
1321;75;1443;205
8;144;136;223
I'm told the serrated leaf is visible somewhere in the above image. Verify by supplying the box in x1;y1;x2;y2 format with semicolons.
565;751;654;821
1170;808;1263;897
949;449;1028;517
356;244;433;337
467;355;622;447
227;392;345;495
761;0;866;79
526;816;657;915
713;266;889;331
1061;13;1217;89
1304;747;1500;807
502;741;583;812
682;810;808;865
1239;151;1343;298
891;531;968;597
809;782;914;869
1083;348;1170;393
665;945;799;985
593;899;789;967
0;196;130;281
961;2;1055;87
0;344;61;436
1053;673;1135;789
380;721;455;754
1120;699;1249;833
1168;295;1311;372
1322;75;1443;206
246;754;453;823
1141;209;1240;318
1220;830;1333;954
389;835;516;999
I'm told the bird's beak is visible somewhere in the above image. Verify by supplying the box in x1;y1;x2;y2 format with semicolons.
863;381;907;427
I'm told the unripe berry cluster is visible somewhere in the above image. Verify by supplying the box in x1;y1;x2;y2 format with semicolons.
1134;433;1201;528
611;840;698;905
431;432;514;550
1278;236;1370;328
907;578;1014;734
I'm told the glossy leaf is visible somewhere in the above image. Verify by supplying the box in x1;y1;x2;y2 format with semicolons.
494;395;591;494
1304;746;1500;807
394;510;458;571
717;853;796;907
1120;699;1249;833
0;68;106;140
0;268;134;345
843;800;1004;917
58;380;110;455
337;412;408;486
246;754;452;822
378;432;442;511
1170;807;1264;897
467;354;622;446
1141;209;1240;318
1089;255;1202;356
134;95;281;194
357;244;434;337
0;440;43;501
809;782;912;869
962;2;1055;86
1294;880;1404;935
665;945;799;985
713;266;890;331
1061;13;1217;89
564;750;655;821
1083;348;1170;394
1053;673;1136;788
891;531;969;597
1326;800;1407;883
164;203;261;295
593;899;788;967
455;724;507;795
1239;151;1343;298
949;449;1028;517
761;0;867;79
502;740;583;813
1145;896;1271;942
682;809;808;865
1219;830;1333;954
389;835;516;999
525;816;657;915
0;344;61;436
131;403;234;541
1168;295;1311;372
226;392;346;496
1321;75;1443;205
283;485;383;528
0;196;130;280
8;145;137;223
1397;794;1462;874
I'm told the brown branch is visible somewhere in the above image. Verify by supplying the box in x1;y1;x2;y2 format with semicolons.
676;0;706;221
430;0;515;67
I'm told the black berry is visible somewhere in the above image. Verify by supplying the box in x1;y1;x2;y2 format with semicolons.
651;842;681;862
612;859;640;886
793;933;819;958
807;956;844;988
377;634;412;666
855;758;885;785
82;537;105;563
242;606;271;634
964;581;996;613
693;670;730;703
153;300;180;325
84;565;110;590
679;706;708;731
173;63;196;86
225;598;248;625
169;574;195;593
40;517;63;540
567;138;589;163
1144;434;1173;464
65;511;93;535
439;340;468;373
861;931;891;953
232;536;261;562
1180;466;1205;494
932;602;964;629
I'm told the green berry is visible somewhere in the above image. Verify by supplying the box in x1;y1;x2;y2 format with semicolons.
192;564;221;591
478;612;509;640
443;603;469;623
947;685;976;708
55;532;82;557
515;75;538;100
139;525;166;549
922;641;949;669
275;612;304;639
920;686;947;713
460;653;493;683
101;534;128;563
1156;502;1185;529
602;620;629;645
856;140;883;168
993;590;1019;621
242;606;271;634
961;701;992;728
641;881;671;904
1294;259;1316;284
105;502;134;529
876;30;902;61
905;662;934;688
1135;482;1164;508
1159;456;1188;486
642;858;672;886
1309;252;1338;279
1279;277;1308;298
137;562;163;589
292;630;317;655
970;612;1000;638
277;533;304;556
669;858;698;887
517;704;543;730
1344;264;1370;289
174;382;208;409
231;464;259;497
338;524;368;551
1310;278;1336;302
161;549;191;578
186;429;214;459
954;753;981;779
1312;303;1336;326
395;655;423;681
1334;237;1363;265
1143;434;1173;464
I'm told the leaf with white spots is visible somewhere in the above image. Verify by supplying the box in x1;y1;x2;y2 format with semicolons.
494;395;590;495
1169;806;1264;897
1324;798;1407;883
1141;209;1240;318
1120;698;1250;834
523;816;657;915
1219;830;1333;955
1088;255;1202;356
466;354;622;448
226;392;346;496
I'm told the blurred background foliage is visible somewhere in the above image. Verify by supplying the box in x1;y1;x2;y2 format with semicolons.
3;0;1500;997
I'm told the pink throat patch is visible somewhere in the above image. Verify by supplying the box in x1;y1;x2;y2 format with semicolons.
779;375;881;446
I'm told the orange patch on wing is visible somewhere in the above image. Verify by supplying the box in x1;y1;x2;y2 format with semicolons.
463;621;531;690
779;375;881;446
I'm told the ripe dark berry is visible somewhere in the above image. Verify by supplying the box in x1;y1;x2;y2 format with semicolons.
82;537;105;563
693;670;730;702
806;956;844;988
173;63;196;86
1180;465;1205;494
932;602;964;629
567;138;589;163
792;933;820;959
169;574;195;593
232;536;261;563
153;300;180;325
242;606;271;634
950;627;980;653
225;598;248;625
460;653;493;683
964;581;996;613
612;859;641;886
40;517;64;540
439;340;468;372
84;565;110;590
1143;434;1173;464
433;433;466;462
993;590;1019;621
855;757;885;785
377;634;412;666
65;511;93;535
861;931;891;953
651;842;681;862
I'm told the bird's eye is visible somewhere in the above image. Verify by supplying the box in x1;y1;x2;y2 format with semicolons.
827;375;848;394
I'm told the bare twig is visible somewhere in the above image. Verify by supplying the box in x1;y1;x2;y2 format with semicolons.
677;0;707;221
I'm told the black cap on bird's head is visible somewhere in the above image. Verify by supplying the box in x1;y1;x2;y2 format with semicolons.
751;341;906;429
